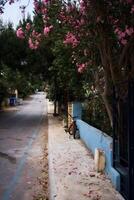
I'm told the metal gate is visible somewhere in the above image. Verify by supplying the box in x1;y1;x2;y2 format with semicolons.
113;80;134;200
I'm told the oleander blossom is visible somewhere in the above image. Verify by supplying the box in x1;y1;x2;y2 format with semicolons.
114;26;134;45
76;63;87;73
63;32;79;48
34;0;41;13
28;30;42;49
16;27;25;39
42;0;49;4
43;25;53;36
28;38;39;49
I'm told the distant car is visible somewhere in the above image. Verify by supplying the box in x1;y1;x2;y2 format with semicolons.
16;98;23;105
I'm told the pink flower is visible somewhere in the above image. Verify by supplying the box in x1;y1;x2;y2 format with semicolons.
43;25;53;36
114;28;120;34
63;32;79;48
34;0;40;13
28;29;41;50
125;27;134;36
28;38;39;49
41;7;47;14
42;0;49;4
131;5;134;13
80;18;85;25
80;0;86;15
121;39;127;45
16;27;25;39
120;32;126;38
76;63;87;73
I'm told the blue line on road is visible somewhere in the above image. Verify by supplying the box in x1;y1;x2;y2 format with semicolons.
1;115;43;200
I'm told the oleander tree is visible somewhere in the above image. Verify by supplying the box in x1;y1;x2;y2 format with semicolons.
57;0;134;125
20;0;85;103
0;18;53;102
2;0;134;125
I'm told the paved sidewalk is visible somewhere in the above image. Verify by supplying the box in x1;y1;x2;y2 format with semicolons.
48;101;124;200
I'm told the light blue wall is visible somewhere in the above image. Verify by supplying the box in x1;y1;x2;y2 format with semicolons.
72;102;120;191
72;102;82;119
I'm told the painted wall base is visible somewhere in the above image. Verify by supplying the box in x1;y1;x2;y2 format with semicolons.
76;119;120;191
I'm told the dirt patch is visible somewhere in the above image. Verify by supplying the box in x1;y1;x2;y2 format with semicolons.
33;118;49;200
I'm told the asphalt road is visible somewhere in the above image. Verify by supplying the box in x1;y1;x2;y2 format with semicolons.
0;92;47;200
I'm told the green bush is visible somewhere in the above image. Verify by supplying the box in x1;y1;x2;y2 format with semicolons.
82;96;112;136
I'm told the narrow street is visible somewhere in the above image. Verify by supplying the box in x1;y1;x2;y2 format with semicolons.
0;92;48;200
